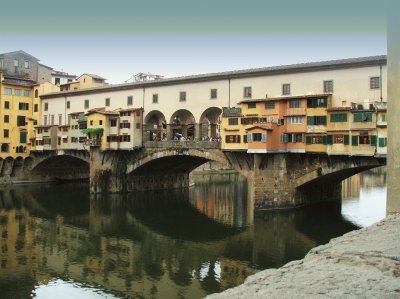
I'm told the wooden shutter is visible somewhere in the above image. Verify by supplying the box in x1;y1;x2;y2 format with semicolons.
307;116;314;125
247;133;253;143
344;135;349;145
261;133;267;142
370;135;377;146
352;135;359;146
306;135;312;144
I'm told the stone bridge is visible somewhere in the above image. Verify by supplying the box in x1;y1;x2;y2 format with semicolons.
0;142;386;210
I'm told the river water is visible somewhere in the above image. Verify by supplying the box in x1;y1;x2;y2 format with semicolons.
0;167;386;299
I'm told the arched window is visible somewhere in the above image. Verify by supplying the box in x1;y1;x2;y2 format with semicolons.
35;89;39;98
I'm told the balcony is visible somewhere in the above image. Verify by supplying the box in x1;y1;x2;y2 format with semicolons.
285;108;306;116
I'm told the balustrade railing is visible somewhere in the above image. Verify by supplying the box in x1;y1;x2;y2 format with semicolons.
144;140;221;149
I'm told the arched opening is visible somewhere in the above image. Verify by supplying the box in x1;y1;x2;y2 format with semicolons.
24;156;33;168
169;109;196;140
199;107;222;141
1;143;10;153
144;110;167;141
32;155;90;181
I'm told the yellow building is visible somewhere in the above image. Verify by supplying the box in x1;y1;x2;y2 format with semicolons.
327;107;351;155
221;107;246;151
0;75;36;158
60;73;108;91
305;95;331;153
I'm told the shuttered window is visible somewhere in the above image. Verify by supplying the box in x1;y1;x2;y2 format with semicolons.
354;112;372;122
330;113;347;122
352;136;359;146
344;135;350;145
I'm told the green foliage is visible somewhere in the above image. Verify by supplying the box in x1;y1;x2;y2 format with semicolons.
81;128;104;135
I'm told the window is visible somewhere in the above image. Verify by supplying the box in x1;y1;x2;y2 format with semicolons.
4;101;9;109
17;116;26;126
210;89;217;99
84;99;89;109
307;135;325;144
370;77;380;89
379;137;387;147
247;103;256;109
228;118;238;125
44;102;48;111
14;59;18;67
66;101;70;109
4;129;9;138
20;132;27;143
136;111;141;116
24;61;29;69
179;91;186;102
243;87;252;98
23;90;30;97
288;116;303;124
19;103;29;110
120;135;131;142
105;98;110;106
353;112;372;122
4;115;9;123
289;99;301;108
35;90;39;98
265;101;275;109
359;135;371;145
4;88;12;95
225;135;241;143
307;97;328;108
90;120;93;126
110;119;117;127
153;94;158;103
99;120;103;126
136;123;141;129
55;78;60;85
127;96;133;105
14;89;21;96
381;113;387;122
323;80;333;93
333;135;344;144
59;114;62;125
307;116;327;125
50;115;54;125
44;115;48;125
330;113;347;122
107;135;119;142
282;133;304;143
282;84;291;95
120;122;131;129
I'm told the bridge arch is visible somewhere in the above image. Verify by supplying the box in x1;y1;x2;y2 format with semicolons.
31;152;90;180
127;148;230;176
199;107;222;139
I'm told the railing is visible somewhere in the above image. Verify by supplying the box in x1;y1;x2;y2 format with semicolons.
144;140;221;149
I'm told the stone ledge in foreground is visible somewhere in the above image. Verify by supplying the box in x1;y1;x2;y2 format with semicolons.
207;214;400;299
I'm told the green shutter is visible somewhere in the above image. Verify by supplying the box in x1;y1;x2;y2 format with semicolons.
352;136;359;146
322;116;327;125
378;137;385;147
342;113;348;122
364;112;373;122
330;114;336;122
306;136;312;144
307;116;314;125
370;135;377;146
322;135;327;145
344;135;349;145
261;133;267;142
20;132;27;143
354;113;363;122
326;135;333;145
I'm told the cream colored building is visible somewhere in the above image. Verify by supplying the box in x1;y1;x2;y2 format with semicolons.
39;56;387;142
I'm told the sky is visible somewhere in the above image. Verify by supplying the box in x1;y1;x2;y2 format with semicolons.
0;0;391;84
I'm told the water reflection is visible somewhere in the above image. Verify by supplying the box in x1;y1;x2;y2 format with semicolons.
0;169;385;299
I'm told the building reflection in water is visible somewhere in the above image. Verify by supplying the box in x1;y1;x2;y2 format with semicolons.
0;169;385;299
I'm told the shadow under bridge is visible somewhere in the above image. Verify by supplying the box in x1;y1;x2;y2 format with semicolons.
125;148;230;192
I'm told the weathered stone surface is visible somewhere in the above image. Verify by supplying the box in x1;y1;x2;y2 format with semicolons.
207;215;400;299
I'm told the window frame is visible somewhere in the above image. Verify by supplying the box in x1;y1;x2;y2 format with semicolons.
282;83;291;96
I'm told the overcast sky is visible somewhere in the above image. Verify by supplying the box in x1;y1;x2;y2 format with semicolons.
0;0;389;84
